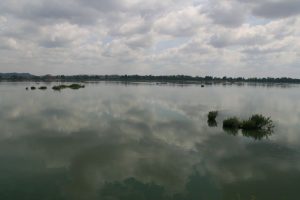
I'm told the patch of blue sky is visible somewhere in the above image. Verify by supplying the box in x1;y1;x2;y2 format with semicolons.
154;38;190;53
246;15;271;26
102;36;114;45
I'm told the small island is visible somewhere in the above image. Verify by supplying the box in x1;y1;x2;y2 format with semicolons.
52;84;85;91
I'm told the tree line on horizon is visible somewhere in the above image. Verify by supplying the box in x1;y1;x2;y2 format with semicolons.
1;73;300;83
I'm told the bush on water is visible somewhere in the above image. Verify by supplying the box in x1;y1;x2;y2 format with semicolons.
208;111;218;121
222;114;274;140
240;114;274;131
223;117;240;129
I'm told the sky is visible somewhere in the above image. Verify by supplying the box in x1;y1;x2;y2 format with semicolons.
0;0;299;77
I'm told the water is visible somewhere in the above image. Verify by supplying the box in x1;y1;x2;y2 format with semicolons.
0;82;300;200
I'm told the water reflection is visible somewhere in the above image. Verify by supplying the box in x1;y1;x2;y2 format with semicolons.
207;119;218;127
223;127;239;136
0;82;300;200
99;173;220;200
223;127;274;140
241;129;273;140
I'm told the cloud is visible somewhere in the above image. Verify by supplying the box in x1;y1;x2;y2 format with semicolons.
154;6;205;37
206;0;247;27
0;0;299;76
252;0;300;19
38;23;89;48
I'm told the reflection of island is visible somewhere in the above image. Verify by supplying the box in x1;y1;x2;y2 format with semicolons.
224;128;274;140
241;129;273;140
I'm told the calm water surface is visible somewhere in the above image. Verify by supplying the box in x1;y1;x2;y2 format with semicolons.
0;82;300;200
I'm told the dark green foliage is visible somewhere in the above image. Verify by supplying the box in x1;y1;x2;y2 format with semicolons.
30;86;36;90
52;84;84;91
223;117;240;129
241;114;274;131
207;111;218;121
38;86;47;90
222;114;274;140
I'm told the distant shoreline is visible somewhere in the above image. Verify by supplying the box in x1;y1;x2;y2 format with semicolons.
1;73;300;84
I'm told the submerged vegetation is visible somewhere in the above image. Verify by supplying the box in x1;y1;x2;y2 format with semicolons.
222;114;274;140
52;84;85;91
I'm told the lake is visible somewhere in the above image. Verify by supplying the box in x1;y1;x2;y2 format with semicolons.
0;82;300;200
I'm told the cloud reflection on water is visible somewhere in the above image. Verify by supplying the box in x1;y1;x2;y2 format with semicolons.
0;82;300;199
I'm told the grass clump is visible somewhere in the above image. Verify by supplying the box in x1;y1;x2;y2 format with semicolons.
208;111;218;121
223;117;240;129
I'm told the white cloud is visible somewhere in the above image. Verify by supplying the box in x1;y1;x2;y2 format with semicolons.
0;0;299;77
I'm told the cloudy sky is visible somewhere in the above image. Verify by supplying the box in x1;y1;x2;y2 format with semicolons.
0;0;299;77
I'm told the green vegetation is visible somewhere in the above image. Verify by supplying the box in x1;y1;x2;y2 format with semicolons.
52;84;85;91
240;114;274;131
207;111;218;127
30;86;36;90
208;111;218;121
223;117;240;129
222;114;274;140
38;86;47;90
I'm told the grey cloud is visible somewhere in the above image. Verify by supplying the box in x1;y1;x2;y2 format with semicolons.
76;0;125;12
19;1;99;25
39;38;72;48
252;1;300;19
206;1;246;27
208;9;245;28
